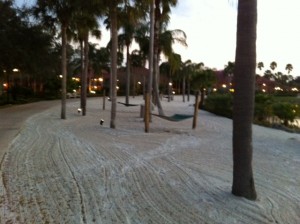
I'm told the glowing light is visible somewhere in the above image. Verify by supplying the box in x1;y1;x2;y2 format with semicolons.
222;84;227;88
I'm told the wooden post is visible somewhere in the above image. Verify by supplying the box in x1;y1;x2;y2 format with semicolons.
145;93;150;132
192;91;200;129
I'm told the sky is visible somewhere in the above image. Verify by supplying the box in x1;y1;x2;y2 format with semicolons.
15;0;300;77
168;0;300;77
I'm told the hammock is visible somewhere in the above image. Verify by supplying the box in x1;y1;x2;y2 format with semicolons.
151;113;194;122
118;101;140;107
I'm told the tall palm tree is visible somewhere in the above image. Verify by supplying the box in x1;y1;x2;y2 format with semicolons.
180;59;192;102
232;0;257;200
285;63;293;74
270;61;277;80
153;0;178;115
118;2;145;103
101;0;121;128
34;0;77;119
72;3;102;116
145;0;155;133
166;52;181;101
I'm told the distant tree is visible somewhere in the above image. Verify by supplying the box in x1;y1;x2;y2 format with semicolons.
191;68;216;108
257;61;264;76
257;61;264;71
180;59;192;102
270;61;277;79
285;63;293;74
263;69;273;80
224;61;235;77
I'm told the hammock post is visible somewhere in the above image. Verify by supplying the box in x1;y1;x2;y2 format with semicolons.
192;91;200;129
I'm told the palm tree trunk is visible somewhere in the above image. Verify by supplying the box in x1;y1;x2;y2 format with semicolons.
182;75;186;102
145;0;155;133
153;54;164;115
61;24;67;119
153;0;164;116
232;0;257;200
80;39;84;112
125;44;130;104
110;6;118;129
187;74;190;102
82;35;89;116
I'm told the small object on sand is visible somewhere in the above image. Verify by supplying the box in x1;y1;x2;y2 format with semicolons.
77;108;82;114
100;119;104;125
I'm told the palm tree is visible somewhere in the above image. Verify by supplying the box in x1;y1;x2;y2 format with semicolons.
153;0;178;115
224;61;235;84
257;61;264;71
191;68;216;108
224;61;235;77
285;63;293;74
72;3;102;116
34;0;77;119
270;61;277;71
167;53;181;101
270;61;277;80
263;69;272;80
100;0;121;128
180;59;192;102
145;0;155;133
118;2;145;104
232;0;257;200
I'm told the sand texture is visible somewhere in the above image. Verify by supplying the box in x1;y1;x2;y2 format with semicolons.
0;96;299;223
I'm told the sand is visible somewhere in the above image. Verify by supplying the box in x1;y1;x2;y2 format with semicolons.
0;96;299;223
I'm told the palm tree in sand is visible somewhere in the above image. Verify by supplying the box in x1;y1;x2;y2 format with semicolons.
232;0;258;200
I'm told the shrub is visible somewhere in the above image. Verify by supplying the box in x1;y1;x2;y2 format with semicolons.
254;94;273;122
272;102;298;126
204;94;233;118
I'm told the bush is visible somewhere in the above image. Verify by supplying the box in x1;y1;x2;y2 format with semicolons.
272;102;298;126
204;94;233;118
254;94;273;122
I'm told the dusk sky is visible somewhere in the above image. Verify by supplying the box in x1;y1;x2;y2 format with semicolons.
15;0;300;77
169;0;300;77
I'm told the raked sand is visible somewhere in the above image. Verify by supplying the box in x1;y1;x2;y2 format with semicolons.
0;96;299;223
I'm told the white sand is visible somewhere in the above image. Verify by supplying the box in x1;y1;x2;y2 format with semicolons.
0;96;299;223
